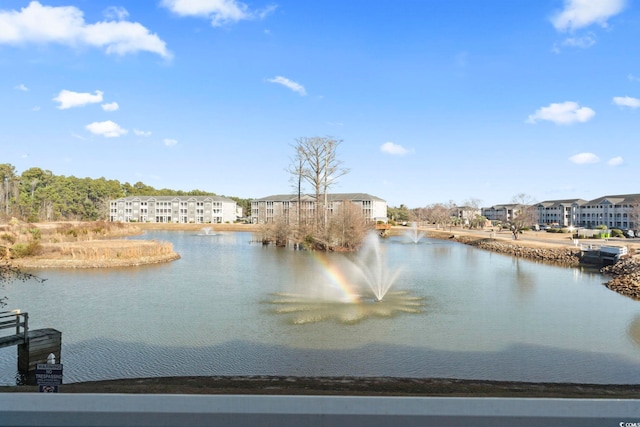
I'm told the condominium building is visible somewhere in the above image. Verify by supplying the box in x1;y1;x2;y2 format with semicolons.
110;196;238;224
484;193;640;230
251;193;387;225
574;194;640;229
535;199;586;227
481;204;522;222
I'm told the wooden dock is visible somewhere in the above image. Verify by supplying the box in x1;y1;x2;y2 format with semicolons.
0;310;61;383
0;310;28;349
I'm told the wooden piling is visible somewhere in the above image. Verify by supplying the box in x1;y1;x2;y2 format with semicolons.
18;329;62;379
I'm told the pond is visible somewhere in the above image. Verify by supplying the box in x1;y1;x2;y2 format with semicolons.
2;230;640;385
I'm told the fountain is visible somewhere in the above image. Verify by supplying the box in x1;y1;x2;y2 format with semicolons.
197;227;216;236
405;222;425;244
350;232;403;301
268;231;423;324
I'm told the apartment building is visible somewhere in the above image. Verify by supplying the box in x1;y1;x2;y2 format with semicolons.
535;199;586;227
575;194;640;230
110;196;237;224
484;193;640;229
251;193;387;225
481;204;522;222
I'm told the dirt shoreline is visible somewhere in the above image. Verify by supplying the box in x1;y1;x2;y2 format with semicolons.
3;376;640;398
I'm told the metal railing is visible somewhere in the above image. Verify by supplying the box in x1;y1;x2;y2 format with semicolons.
0;309;29;346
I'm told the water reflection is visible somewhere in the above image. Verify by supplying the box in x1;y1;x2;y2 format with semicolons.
628;315;640;348
266;290;424;324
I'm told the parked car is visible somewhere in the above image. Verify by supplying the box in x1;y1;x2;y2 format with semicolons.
623;229;635;238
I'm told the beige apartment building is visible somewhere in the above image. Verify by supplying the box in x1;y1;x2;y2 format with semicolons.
251;193;387;225
110;196;237;224
483;193;640;230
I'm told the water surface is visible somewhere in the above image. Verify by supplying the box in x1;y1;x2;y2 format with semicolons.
1;231;639;385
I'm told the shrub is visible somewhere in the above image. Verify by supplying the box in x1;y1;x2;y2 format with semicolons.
11;241;42;258
28;228;41;240
1;233;16;244
611;229;624;238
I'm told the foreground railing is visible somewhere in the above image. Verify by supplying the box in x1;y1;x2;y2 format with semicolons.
1;394;639;426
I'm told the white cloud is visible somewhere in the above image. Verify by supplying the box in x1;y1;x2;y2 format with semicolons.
612;96;640;108
628;74;640;82
267;76;306;96
85;120;127;138
0;1;171;59
163;138;178;146
526;101;595;125
53;89;103;109
551;0;626;32
161;0;276;26
103;6;129;21
380;142;409;156
101;102;119;112
134;129;152;137
32;106;40;111
569;152;600;164
607;156;624;166
14;83;28;91
561;34;596;48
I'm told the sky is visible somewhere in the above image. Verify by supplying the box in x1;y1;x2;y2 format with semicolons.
1;0;639;208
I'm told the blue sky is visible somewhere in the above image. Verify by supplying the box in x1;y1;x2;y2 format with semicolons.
1;0;639;208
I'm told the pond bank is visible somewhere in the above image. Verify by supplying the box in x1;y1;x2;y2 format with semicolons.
424;227;640;301
3;375;640;398
602;257;640;301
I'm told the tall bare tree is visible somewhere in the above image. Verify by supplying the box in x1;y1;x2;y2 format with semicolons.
628;198;640;231
285;144;306;229
292;137;349;233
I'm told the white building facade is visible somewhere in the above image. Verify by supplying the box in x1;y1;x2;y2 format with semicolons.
251;193;387;225
481;204;521;222
575;194;640;230
110;196;238;224
484;193;640;230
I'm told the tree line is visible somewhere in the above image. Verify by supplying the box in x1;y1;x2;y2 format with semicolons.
0;163;252;223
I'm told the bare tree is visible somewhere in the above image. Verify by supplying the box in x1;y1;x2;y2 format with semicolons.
292;137;349;234
0;262;44;307
628;198;640;231
328;200;370;250
426;203;451;229
506;193;537;240
285;144;306;229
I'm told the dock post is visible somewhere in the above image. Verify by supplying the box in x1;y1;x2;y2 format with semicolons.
17;329;62;384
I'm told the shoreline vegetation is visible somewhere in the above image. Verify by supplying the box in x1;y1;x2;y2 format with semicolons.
2;220;180;269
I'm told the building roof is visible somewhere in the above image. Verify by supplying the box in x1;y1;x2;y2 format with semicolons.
252;193;386;203
585;194;640;205
114;195;236;203
535;198;587;208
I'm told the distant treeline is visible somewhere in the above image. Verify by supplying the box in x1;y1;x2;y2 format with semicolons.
0;163;252;222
